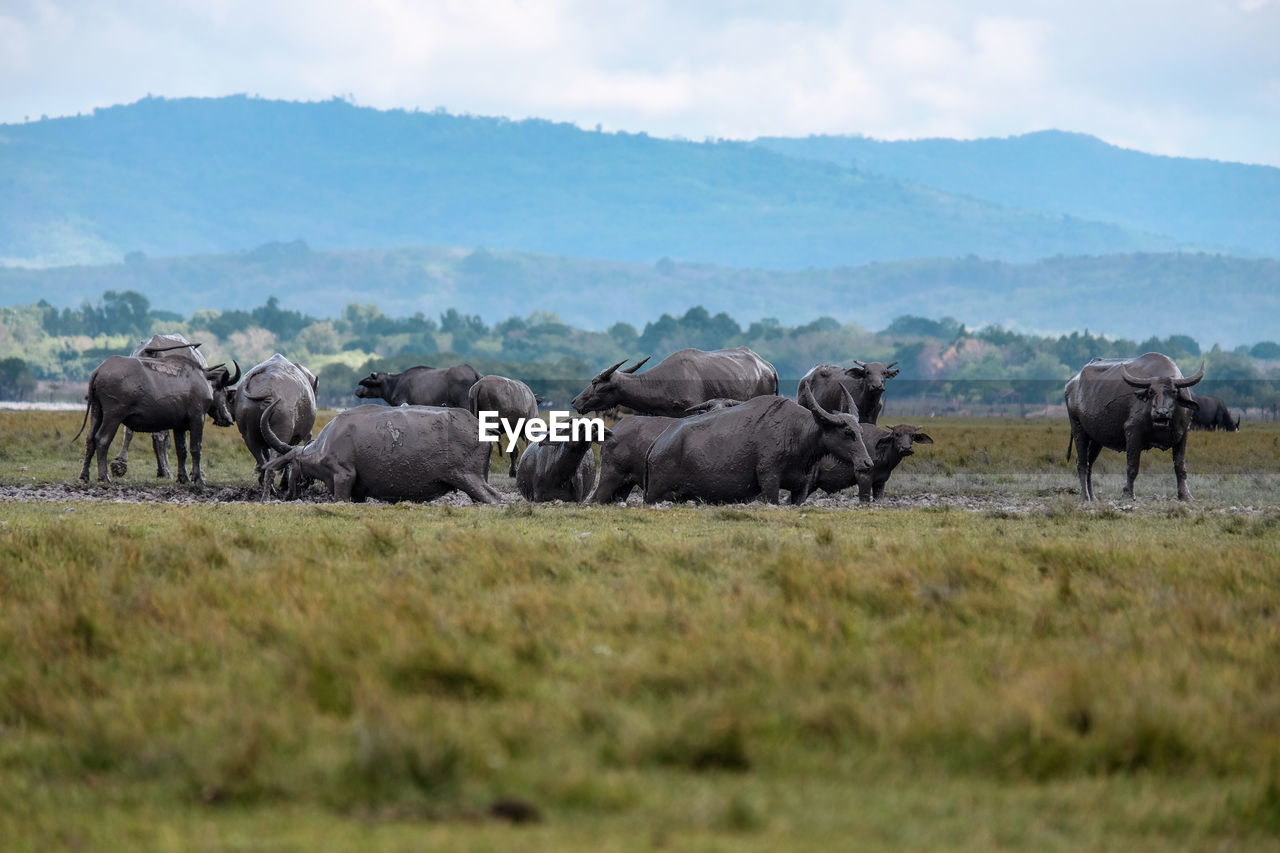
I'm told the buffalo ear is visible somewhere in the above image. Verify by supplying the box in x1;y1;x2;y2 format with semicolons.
912;431;934;445
845;366;867;378
1176;397;1200;411
535;396;545;404
886;369;900;379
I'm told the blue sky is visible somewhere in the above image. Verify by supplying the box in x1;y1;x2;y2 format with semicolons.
3;0;1278;166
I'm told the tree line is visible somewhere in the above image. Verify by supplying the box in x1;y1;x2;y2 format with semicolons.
1;290;1277;410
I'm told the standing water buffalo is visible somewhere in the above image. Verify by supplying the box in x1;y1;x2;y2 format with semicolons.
355;363;481;407
802;361;899;424
1065;353;1204;501
643;382;872;505
815;423;934;502
77;355;240;484
587;415;679;504
515;423;609;502
571;347;777;417
1190;394;1240;431
111;333;209;478
258;404;502;504
468;374;541;477
233;354;318;493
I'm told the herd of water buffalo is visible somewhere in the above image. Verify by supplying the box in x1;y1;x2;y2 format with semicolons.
72;333;1240;506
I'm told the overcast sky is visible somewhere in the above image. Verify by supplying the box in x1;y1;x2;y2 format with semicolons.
3;0;1278;166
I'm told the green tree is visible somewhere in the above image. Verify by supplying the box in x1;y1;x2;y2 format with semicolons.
0;357;37;400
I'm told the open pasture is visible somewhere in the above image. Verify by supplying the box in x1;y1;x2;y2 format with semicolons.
1;409;1279;849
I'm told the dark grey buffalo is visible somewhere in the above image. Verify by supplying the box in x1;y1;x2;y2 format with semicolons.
468;374;541;477
355;363;481;407
571;347;778;418
515;424;609;502
587;415;678;504
802;361;899;424
643;382;873;505
77;355;240;485
815;423;934;502
258;404;501;504
111;333;210;478
1190;394;1240;431
233;353;318;493
1065;352;1204;501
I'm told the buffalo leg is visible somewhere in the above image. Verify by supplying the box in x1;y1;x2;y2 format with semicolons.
1123;442;1143;500
872;481;887;502
1173;435;1193;501
80;405;110;482
1082;442;1102;501
757;468;782;504
331;465;358;501
173;430;191;484
152;431;172;478
457;474;504;505
1069;417;1094;501
188;422;207;485
110;427;134;477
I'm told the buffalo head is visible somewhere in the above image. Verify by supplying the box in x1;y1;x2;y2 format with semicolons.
1121;361;1204;429
205;361;241;427
570;358;648;414
355;371;390;399
885;424;933;458
798;380;873;472
848;360;900;394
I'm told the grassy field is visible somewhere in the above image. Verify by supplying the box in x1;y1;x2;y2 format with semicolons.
2;410;1279;850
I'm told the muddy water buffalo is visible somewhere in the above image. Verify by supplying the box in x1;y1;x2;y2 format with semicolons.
643;382;872;505
515;424;609;502
1065;352;1204;501
571;347;777;417
258;404;501;504
803;361;899;424
587;415;678;504
468;374;541;477
233;354;318;493
816;423;933;502
77;355;240;484
355;363;480;407
1190;394;1240;431
111;333;210;478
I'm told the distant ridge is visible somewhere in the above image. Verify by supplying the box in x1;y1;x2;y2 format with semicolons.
751;131;1280;257
0;95;1199;269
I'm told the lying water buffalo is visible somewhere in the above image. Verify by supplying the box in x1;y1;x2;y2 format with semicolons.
571;347;778;417
643;382;872;505
468;374;541;477
802;361;899;424
111;333;210;478
233;354;318;493
355;363;481;407
515;424;609;502
1190;394;1240;431
815;423;933;502
77;355;240;485
258;404;502;504
587;415;679;504
1065;352;1204;501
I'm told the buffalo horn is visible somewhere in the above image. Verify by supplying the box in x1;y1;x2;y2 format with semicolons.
622;356;650;374
1174;362;1206;388
885;361;899;369
1119;366;1152;389
598;359;628;381
852;360;867;368
224;360;241;388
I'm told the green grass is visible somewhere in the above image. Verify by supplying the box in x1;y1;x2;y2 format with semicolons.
1;412;1280;849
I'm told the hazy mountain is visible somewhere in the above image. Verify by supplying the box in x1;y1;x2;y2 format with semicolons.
2;244;1274;347
0;96;1193;269
752;131;1280;257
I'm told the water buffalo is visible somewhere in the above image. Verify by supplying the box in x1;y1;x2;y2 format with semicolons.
587;415;679;504
802;361;899;424
468;374;541;477
355;363;481;407
515;425;609;502
1190;394;1240;431
258;404;502;504
111;333;210;478
643;382;873;505
571;347;778;417
233;354;318;493
1065;352;1204;501
815;423;934;502
77;355;240;485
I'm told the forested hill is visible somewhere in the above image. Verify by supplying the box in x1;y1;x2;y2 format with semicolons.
0;95;1197;269
752;131;1280;258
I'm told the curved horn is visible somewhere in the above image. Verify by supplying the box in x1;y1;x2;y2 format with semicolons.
852;360;867;368
597;359;627;381
621;356;650;374
258;399;293;455
222;360;241;388
1174;361;1205;388
885;361;898;369
1120;366;1152;390
143;340;204;354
